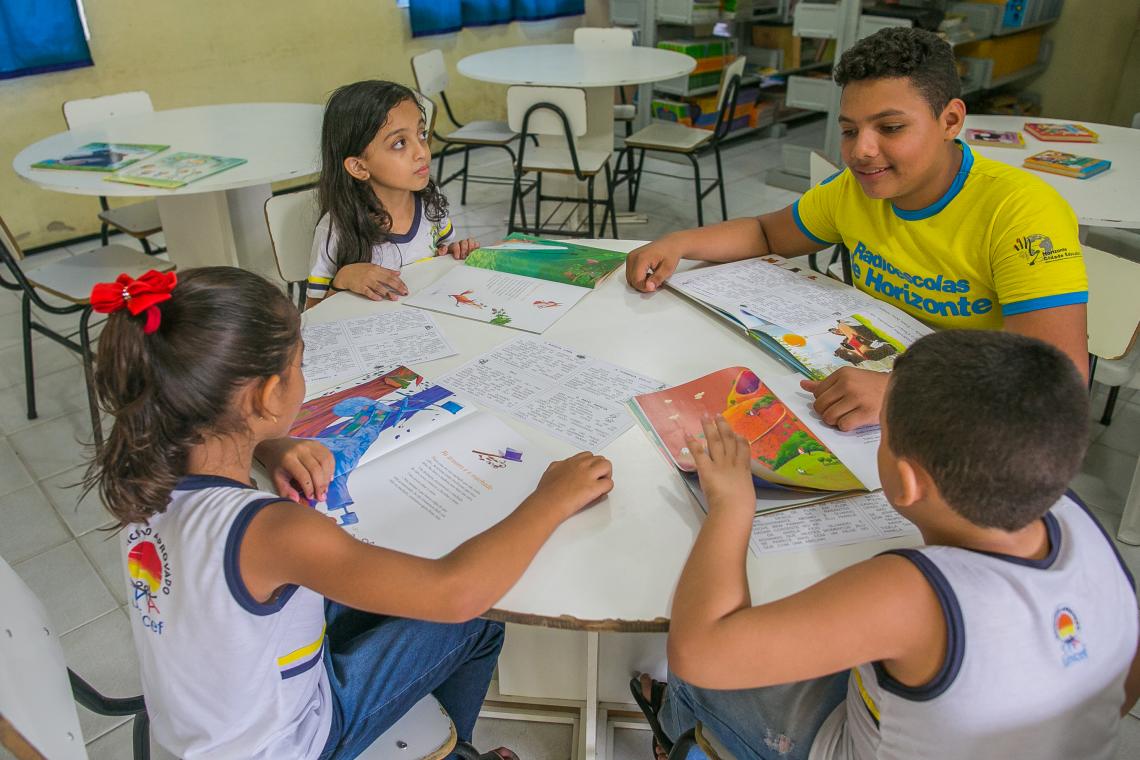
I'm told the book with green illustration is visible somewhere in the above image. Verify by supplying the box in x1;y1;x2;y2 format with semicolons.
630;366;882;514
105;151;246;189
31;142;169;172
463;233;628;288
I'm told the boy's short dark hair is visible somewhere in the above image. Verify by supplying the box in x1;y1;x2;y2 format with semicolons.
886;331;1088;531
833;27;961;117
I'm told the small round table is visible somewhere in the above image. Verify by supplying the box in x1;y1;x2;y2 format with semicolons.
13;103;323;276
963;115;1140;229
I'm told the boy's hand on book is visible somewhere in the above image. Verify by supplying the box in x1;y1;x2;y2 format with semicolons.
533;452;614;519
626;240;681;292
800;367;889;432
333;263;408;301
688;416;755;514
438;238;479;260
256;438;335;504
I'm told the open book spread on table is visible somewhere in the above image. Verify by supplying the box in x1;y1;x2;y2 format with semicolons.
630;367;881;514
105;151;246;189
287;366;549;558
746;491;919;556
31;142;168;172
1023;150;1111;180
667;258;932;379
464;234;627;288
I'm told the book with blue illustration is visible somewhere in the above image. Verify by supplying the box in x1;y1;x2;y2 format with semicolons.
31;142;169;172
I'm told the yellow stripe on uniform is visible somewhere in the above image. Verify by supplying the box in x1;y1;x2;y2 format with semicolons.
852;667;880;723
277;624;326;668
307;275;332;285
437;220;453;240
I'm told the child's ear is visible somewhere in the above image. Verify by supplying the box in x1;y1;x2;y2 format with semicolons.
941;98;966;139
253;374;283;420
891;457;929;509
343;156;370;182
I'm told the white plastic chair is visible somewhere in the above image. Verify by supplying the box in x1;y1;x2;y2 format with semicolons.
506;85;617;238
62;92;165;256
411;49;520;205
265;187;321;309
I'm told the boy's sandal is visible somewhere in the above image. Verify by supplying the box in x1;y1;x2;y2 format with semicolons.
478;749;519;760
629;675;674;758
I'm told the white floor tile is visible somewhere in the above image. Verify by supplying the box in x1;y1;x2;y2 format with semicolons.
0;290;20;319
0;485;70;565
0;337;81;391
8;409;97;480
1072;443;1140;515
472;715;575;758
1086;505;1140;600
1097;402;1140;456
78;528;127;605
0;437;34;497
13;540;116;636
42;464;116;538
60;609;140;745
83;718;134;760
0;364;92;435
1117;714;1140;759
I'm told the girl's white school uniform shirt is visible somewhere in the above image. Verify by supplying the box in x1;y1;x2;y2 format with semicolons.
121;476;332;759
810;492;1137;760
306;193;455;300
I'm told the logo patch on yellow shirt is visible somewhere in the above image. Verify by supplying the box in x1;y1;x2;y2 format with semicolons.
1014;235;1080;266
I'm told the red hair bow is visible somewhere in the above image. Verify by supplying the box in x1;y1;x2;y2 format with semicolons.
90;270;178;334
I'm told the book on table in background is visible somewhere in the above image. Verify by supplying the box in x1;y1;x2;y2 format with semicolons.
104;151;246;189
1023;122;1099;143
630;367;883;515
30;142;168;172
963;128;1024;148
1023;150;1111;180
666;257;932;380
403;235;629;334
282;366;550;558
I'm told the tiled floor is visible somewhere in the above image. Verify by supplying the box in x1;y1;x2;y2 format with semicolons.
3;123;1139;759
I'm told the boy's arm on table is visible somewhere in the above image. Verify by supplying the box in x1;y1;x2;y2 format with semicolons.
1002;304;1089;382
668;418;943;690
626;206;829;292
238;453;612;623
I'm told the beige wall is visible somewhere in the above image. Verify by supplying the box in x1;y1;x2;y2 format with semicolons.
1;0;610;249
1034;0;1140;123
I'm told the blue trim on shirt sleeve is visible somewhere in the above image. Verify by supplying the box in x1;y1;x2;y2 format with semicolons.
873;549;965;701
1001;291;1088;317
224;498;299;616
791;200;837;246
175;475;254;492
1065;489;1136;591
281;642;326;680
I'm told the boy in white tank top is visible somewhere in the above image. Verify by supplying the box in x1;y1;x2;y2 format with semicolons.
635;330;1139;760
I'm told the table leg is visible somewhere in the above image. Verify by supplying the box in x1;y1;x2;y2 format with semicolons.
1117;456;1140;546
584;630;601;760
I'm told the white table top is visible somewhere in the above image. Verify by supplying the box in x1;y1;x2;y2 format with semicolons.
457;44;695;89
13;103;323;198
963;115;1140;229
304;242;918;631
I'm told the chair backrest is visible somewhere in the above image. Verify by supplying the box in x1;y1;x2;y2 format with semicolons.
573;27;634;48
63;91;154;129
415;91;437;138
265;187;321;285
1086;243;1140;361
0;556;88;759
809;151;840;187
507;86;588;138
411;49;449;98
714;56;747;116
0;214;26;265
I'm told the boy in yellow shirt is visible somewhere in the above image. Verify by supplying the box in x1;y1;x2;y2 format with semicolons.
627;27;1088;431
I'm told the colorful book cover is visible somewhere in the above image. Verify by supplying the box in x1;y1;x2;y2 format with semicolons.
1023;150;1111;179
963;129;1024;148
105;151;246;189
1023;122;1099;143
464;233;628;288
631;367;864;493
31;142;169;172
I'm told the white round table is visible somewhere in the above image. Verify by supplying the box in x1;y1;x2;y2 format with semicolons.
13;103;323;275
963;115;1140;229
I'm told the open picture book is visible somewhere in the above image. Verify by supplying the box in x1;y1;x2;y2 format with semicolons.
667;257;931;379
31;142;169;172
403;234;628;334
630;366;882;514
285;366;550;557
105;151;247;189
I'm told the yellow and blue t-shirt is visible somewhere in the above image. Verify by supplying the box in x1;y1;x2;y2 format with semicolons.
792;141;1087;331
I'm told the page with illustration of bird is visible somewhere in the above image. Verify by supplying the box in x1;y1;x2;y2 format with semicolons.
464;233;628;288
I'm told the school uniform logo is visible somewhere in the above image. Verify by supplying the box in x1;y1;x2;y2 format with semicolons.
1053;606;1087;666
1015;235;1079;266
126;528;173;636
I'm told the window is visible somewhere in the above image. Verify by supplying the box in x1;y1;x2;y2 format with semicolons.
408;0;585;38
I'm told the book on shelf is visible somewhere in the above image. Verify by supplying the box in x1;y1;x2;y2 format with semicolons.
403;234;628;334
285;366;549;558
666;257;932;380
1023;150;1111;179
105;151;247;189
963;128;1024;148
1023;122;1099;143
630;367;882;515
30;142;168;172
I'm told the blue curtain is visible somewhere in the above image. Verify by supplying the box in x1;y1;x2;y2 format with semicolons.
410;0;585;38
0;0;92;80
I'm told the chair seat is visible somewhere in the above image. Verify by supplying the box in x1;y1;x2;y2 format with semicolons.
624;121;713;153
23;244;174;303
521;146;610;175
355;694;456;759
441;119;517;145
98;201;163;238
613;104;636;121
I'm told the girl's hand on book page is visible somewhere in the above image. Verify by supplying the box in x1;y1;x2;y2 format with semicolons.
532;452;614;520
333;262;408;300
800;367;889;432
438;237;479;260
256;438;335;503
626;240;681;292
688;416;754;515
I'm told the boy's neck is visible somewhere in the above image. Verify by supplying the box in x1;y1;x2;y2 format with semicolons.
891;140;963;212
186;435;257;487
371;183;416;234
917;502;1051;562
